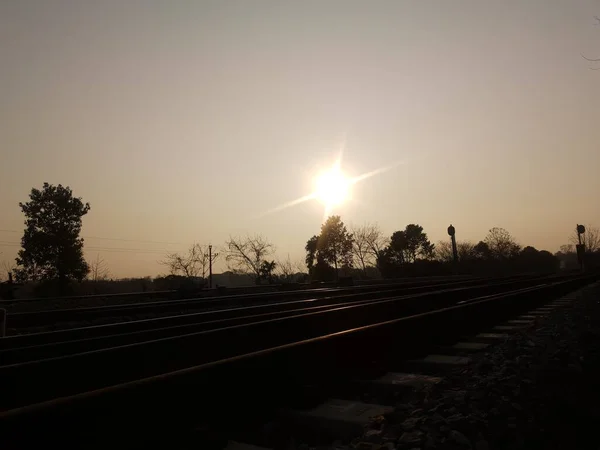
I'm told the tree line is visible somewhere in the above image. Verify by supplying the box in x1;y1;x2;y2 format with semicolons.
303;218;575;281
3;183;599;297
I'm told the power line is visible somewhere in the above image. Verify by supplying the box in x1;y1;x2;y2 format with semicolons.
85;246;184;255
0;229;182;246
0;241;184;255
84;236;182;245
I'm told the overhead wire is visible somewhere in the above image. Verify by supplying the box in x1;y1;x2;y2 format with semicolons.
0;229;182;246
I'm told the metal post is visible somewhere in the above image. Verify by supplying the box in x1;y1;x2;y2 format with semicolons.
448;225;458;274
576;224;586;272
208;245;213;289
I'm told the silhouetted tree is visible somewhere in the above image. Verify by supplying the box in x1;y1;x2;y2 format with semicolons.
305;234;335;281
554;246;575;270
317;216;354;278
161;243;218;279
350;223;387;275
305;235;319;272
276;255;304;283
560;244;574;254
457;241;477;260
225;234;275;284
15;183;90;290
376;247;401;278
0;259;16;282
483;227;520;259
435;241;454;263
89;254;110;281
516;246;558;273
570;225;600;253
473;241;491;260
436;240;476;262
388;224;435;263
259;260;277;284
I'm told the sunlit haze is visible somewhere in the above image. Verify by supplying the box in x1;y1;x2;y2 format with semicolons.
1;1;599;278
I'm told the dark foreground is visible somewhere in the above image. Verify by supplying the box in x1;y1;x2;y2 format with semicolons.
2;276;597;450
338;281;600;450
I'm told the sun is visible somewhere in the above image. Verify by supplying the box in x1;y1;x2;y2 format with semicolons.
255;139;404;220
314;165;350;208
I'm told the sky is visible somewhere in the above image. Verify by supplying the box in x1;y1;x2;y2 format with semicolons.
1;0;599;278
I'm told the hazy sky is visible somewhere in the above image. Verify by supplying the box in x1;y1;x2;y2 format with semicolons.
1;0;599;278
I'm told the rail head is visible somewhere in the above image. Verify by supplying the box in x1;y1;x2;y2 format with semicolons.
1;273;596;421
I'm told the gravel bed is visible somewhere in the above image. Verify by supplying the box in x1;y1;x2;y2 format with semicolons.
309;282;600;450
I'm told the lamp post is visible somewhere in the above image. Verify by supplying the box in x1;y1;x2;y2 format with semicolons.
208;245;213;289
448;224;458;273
576;224;586;272
447;224;458;262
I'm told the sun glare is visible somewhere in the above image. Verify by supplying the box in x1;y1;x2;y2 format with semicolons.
256;140;403;220
314;166;350;208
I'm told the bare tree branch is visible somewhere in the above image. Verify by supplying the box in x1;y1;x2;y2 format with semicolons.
570;225;600;253
435;240;454;262
225;235;275;283
276;254;304;282
160;243;219;279
435;240;476;262
484;228;521;259
350;223;388;273
0;259;16;282
88;254;110;281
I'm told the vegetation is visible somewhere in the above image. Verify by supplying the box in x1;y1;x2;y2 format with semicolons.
350;223;387;275
570;226;600;253
225;234;276;284
483;227;521;260
5;183;600;299
88;254;110;282
14;183;90;295
160;243;218;281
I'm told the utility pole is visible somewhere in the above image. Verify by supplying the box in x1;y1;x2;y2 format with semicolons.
208;244;213;289
576;224;586;272
448;224;458;274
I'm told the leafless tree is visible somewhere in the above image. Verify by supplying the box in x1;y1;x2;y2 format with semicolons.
88;254;110;281
225;235;275;283
457;242;477;260
0;258;16;282
570;225;600;253
161;243;219;279
350;223;388;274
276;254;304;283
484;227;521;259
435;240;476;262
435;241;454;262
559;244;575;255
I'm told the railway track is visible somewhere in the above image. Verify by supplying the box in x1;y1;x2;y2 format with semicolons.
0;273;560;364
0;273;568;363
4;274;523;331
0;274;480;307
1;273;595;450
